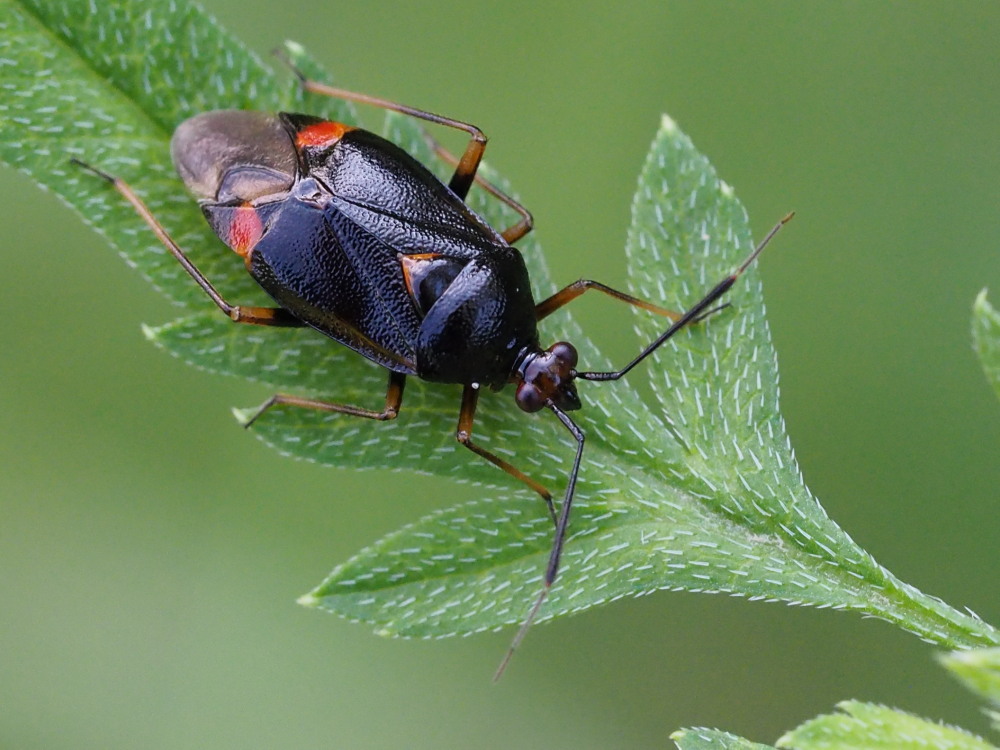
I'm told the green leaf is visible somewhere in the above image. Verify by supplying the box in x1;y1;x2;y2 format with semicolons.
973;290;1000;401
942;647;1000;704
777;700;996;750
941;647;1000;731
0;0;352;311
3;0;998;648
673;728;776;750
295;116;1000;646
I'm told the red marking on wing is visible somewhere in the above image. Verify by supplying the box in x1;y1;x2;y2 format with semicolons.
296;121;353;149
229;204;263;258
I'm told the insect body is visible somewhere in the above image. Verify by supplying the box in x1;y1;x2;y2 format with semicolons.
173;111;541;391
74;73;790;677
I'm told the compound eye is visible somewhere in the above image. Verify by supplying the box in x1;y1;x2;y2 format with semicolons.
217;166;293;203
549;341;578;369
515;382;546;413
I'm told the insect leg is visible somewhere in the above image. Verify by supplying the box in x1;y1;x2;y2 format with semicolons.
456;385;557;525
426;140;533;243
241;371;406;429
577;213;794;383
278;57;488;202
535;279;686;322
71;159;303;328
538;212;793;341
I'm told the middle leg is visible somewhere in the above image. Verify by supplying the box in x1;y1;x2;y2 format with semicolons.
277;54;531;241
242;371;406;428
279;58;487;199
535;279;686;321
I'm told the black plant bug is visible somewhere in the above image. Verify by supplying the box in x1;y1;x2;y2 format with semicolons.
71;67;791;679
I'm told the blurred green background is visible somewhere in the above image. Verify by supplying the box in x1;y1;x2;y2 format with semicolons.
2;2;999;748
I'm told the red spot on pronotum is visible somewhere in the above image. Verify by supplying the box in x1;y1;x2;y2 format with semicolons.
296;121;353;148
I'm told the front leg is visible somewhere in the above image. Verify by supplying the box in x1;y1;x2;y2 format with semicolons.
455;384;557;525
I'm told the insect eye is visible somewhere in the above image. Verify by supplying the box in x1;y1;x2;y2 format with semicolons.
515;382;546;413
548;341;578;369
217;166;293;203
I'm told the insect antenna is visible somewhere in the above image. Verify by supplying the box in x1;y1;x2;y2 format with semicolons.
494;403;585;682
576;212;794;383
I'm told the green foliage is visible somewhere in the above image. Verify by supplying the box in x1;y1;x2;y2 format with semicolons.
2;0;997;650
672;729;776;750
777;701;995;750
973;290;1000;400
941;647;1000;731
6;3;1000;749
943;647;1000;705
675;696;998;750
674;648;1000;749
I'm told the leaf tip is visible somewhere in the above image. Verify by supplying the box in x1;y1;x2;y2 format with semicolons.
938;645;1000;678
282;39;305;60
773;732;793;749
140;323;158;341
297;591;320;608
937;648;962;669
231;406;254;424
974;287;990;311
660;113;679;133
